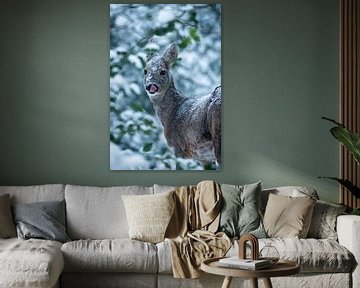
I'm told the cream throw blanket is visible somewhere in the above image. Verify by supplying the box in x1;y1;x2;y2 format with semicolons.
165;181;231;278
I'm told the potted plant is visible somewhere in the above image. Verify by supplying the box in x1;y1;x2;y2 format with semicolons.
320;117;360;215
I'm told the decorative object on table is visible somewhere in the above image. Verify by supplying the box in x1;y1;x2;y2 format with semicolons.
237;234;279;268
319;117;360;212
238;233;259;260
217;233;272;271
259;245;280;265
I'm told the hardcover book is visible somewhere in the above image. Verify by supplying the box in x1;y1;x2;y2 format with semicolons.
218;257;271;270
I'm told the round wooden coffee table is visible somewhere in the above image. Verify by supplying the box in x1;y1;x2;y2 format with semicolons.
201;257;300;288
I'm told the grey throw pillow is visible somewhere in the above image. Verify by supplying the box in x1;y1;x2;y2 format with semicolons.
12;200;70;243
307;200;347;240
218;182;266;238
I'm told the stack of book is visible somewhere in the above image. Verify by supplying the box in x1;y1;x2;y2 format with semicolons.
218;257;271;270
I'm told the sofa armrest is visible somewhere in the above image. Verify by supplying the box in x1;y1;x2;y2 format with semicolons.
337;215;360;288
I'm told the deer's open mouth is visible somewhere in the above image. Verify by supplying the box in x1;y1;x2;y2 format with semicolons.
146;84;159;94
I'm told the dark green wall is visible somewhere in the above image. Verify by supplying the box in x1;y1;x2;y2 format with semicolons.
0;0;340;202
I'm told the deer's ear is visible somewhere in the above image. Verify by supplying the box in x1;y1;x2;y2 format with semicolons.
162;43;178;65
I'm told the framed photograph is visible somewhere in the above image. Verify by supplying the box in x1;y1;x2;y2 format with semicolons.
110;4;222;170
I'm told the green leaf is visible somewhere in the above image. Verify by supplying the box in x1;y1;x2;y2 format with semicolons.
143;118;154;127
189;11;198;25
322;117;360;165
330;126;360;165
127;124;136;135
318;177;360;198
131;102;144;112
153;21;175;36
179;37;192;49
351;208;360;215
189;27;201;42
143;143;153;152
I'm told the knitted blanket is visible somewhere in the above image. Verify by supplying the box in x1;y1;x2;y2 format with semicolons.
165;180;231;278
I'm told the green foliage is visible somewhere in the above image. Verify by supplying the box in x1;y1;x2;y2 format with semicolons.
179;37;192;49
143;143;153;152
322;117;360;165
318;177;360;198
320;117;360;200
153;21;175;36
351;207;360;215
189;27;201;42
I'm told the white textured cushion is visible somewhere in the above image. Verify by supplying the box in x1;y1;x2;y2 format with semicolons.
65;185;153;239
61;239;158;273
0;184;65;204
122;191;175;243
0;238;63;288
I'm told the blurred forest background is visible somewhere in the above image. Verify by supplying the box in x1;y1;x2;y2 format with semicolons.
110;4;221;170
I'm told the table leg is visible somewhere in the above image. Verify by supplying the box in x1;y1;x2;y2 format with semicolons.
222;276;233;288
263;277;273;288
251;278;258;288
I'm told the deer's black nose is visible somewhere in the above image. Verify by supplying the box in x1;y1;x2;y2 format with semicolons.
146;84;159;94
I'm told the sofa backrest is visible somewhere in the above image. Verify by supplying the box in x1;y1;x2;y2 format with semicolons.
65;184;153;240
153;184;176;194
261;186;319;213
0;184;65;204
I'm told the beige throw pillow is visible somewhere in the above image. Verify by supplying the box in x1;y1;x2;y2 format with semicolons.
263;193;316;238
0;194;17;238
122;191;175;243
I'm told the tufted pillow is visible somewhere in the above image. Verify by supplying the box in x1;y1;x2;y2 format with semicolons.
218;182;266;238
307;200;347;240
263;193;316;238
122;190;175;243
0;194;16;238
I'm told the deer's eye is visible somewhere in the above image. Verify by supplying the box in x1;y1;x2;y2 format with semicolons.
160;70;166;76
143;69;147;75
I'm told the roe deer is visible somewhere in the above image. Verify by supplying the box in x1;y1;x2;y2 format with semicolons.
143;43;221;166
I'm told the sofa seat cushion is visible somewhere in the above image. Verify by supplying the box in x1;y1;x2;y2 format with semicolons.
228;238;354;273
157;238;354;274
0;238;64;288
61;239;158;273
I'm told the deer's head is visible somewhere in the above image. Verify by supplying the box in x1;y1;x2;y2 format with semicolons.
143;43;178;102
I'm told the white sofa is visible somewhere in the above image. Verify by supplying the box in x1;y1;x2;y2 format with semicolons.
0;184;359;288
